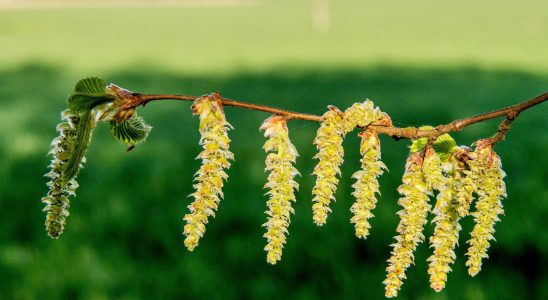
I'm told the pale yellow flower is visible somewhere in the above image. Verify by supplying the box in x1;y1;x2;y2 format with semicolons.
343;100;389;133
260;116;299;264
384;151;431;298
427;159;461;292
453;147;479;217
311;106;346;226
312;101;388;226
422;146;444;192
184;94;234;251
350;129;386;239
466;140;506;276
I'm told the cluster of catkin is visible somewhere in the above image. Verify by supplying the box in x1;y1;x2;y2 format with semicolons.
312;102;389;227
384;139;506;297
182;97;507;294
182;98;390;263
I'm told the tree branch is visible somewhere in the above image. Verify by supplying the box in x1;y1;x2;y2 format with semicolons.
137;91;547;144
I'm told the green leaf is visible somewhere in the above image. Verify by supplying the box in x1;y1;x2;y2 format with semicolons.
409;126;457;161
409;126;434;153
68;77;115;112
110;113;152;145
432;133;457;161
410;137;429;153
63;109;95;181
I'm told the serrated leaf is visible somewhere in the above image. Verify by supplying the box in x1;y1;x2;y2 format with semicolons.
409;125;457;161
63;109;95;181
68;77;115;112
432;133;457;161
110;113;152;145
410;137;429;153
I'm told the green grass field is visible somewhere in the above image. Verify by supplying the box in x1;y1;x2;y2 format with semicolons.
1;0;547;74
0;1;547;299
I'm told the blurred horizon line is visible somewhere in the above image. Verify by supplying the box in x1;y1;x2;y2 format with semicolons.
0;0;263;10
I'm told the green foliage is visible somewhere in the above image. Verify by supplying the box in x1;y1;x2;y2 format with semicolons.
432;134;458;161
62;109;95;181
67;77;115;113
410;127;457;161
110;113;152;145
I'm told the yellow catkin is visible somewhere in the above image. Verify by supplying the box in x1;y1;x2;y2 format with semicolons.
312;101;388;226
350;129;386;239
466;140;506;276
311;106;346;226
384;151;431;298
183;94;234;251
454;147;479;217
427;158;462;292
260;116;299;264
342;100;390;133
422;146;444;192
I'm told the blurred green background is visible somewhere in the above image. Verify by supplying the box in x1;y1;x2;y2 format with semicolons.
0;0;547;299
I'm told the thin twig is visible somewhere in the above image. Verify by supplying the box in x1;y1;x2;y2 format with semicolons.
137;91;547;143
139;94;322;121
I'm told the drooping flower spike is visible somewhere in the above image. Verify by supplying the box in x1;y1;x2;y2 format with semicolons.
311;106;346;226
453;146;479;217
183;93;234;251
384;151;431;298
312;100;388;226
422;146;444;192
260;115;300;264
427;154;461;292
350;129;386;239
42;109;94;238
466;139;506;276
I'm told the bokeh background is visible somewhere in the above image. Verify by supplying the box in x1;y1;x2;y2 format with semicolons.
0;0;547;299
